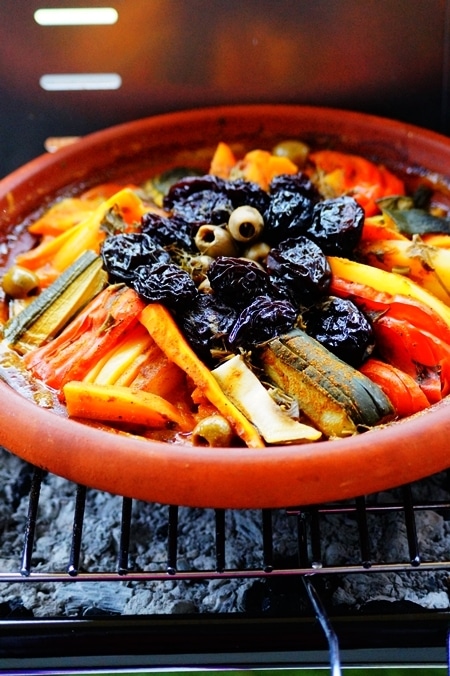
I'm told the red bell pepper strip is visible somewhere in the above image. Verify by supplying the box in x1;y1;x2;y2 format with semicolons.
371;315;450;404
359;358;430;418
309;150;405;216
24;285;146;391
329;275;450;348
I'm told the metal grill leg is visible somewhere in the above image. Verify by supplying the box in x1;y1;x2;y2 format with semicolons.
67;484;87;576
302;576;342;676
447;626;450;676
19;466;44;576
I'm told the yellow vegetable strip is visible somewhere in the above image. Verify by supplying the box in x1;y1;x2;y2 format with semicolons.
63;381;189;430
52;188;146;272
114;347;159;388
16;227;82;270
17;188;146;274
139;303;265;448
328;256;450;328
83;324;154;386
357;238;450;306
28;197;101;236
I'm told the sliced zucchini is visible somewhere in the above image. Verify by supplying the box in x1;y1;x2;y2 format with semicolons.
259;329;394;438
4;250;108;353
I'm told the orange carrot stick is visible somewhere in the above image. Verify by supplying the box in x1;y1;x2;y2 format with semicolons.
139;303;265;448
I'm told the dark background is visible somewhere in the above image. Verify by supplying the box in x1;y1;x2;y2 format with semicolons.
1;0;449;177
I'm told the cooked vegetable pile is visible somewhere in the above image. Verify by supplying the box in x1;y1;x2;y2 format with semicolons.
2;139;450;448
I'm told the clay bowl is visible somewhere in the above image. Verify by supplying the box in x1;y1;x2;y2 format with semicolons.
1;104;450;509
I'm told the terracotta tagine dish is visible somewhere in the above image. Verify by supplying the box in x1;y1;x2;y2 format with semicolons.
0;104;449;509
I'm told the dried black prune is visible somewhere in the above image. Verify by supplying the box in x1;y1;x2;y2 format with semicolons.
266;236;331;302
303;296;375;367
225;179;270;216
264;173;320;245
177;293;238;361
228;295;298;348
131;262;197;308
101;232;171;283
307;196;365;255
163;175;269;225
207;256;271;308
141;212;197;252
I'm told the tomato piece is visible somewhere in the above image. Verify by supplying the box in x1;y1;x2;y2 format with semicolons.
309;150;405;216
329;275;450;347
359;358;430;417
371;315;450;403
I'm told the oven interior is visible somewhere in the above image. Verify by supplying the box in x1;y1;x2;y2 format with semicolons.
1;1;450;673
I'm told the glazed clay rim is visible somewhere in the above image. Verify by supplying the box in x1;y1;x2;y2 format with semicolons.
1;104;450;508
1;381;449;509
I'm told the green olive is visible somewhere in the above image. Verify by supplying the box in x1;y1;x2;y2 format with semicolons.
272;139;310;167
191;415;235;447
227;206;264;243
189;255;214;285
243;241;271;264
194;225;237;257
198;278;212;293
2;265;40;298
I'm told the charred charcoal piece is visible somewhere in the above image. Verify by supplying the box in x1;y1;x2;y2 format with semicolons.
303;295;375;367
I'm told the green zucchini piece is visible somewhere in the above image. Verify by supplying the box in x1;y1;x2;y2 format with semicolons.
4;250;108;353
260;340;358;437
259;329;394;438
266;337;363;429
281;331;393;425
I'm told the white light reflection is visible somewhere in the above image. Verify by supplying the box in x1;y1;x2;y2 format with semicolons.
34;7;118;26
40;73;122;91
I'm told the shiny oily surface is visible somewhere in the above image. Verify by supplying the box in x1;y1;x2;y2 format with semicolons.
1;104;450;509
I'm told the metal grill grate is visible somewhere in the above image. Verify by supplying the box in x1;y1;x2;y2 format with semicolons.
8;466;450;583
0;462;450;671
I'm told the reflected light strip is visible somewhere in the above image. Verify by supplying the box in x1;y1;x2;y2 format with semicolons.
40;73;122;91
34;7;118;26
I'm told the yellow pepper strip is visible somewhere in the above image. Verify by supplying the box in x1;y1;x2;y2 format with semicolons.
139;303;265;448
16;228;82;270
28;198;102;236
422;233;450;249
17;188;146;274
328;256;450;327
357;238;450;306
52;188;146;273
63;380;189;431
